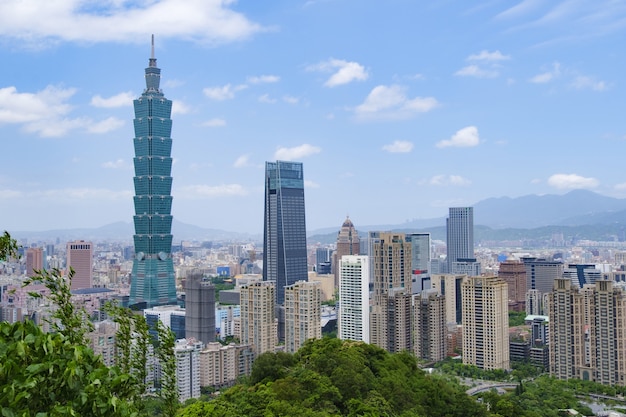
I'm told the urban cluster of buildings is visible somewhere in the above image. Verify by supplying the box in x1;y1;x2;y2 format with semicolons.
6;43;626;402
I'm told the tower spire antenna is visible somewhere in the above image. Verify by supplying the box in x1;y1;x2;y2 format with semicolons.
149;34;157;68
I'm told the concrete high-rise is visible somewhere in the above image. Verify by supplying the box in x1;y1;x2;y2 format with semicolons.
130;36;176;308
185;271;216;345
284;280;321;353
338;255;370;343
462;276;509;370
262;161;308;305
498;259;527;310
413;289;447;363
66;240;93;290
240;281;277;355
548;279;626;385
25;247;43;277
369;232;412;353
333;216;360;287
522;257;563;295
446;207;474;273
431;274;466;325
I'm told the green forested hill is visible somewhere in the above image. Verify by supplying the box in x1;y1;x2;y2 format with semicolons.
178;337;489;417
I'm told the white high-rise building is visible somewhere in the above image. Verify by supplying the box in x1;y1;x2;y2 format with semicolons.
338;255;370;343
174;339;202;402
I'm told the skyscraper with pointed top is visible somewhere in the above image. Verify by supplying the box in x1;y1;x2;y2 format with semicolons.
130;36;177;308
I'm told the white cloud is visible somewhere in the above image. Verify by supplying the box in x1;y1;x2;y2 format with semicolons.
495;0;543;20
455;50;510;78
203;84;247;101
571;75;607;91
382;140;413;153
436;126;481;148
455;65;499;78
274;144;321;161
468;50;511;61
233;154;250;168
547;173;599;189
530;62;561;83
247;75;280;84
258;94;277;104
90;91;134;108
0;85;74;123
0;0;264;46
304;180;320;188
101;159;129;169
283;95;299;105
202;118;226;127
615;182;626;191
307;58;369;87
180;184;248;198
427;175;471;186
354;85;439;120
87;117;125;134
172;100;191;115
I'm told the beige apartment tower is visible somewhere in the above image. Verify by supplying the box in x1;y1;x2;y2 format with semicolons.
548;279;626;385
462;276;510;370
413;289;447;363
369;232;412;353
239;281;277;355
66;240;93;290
284;280;322;353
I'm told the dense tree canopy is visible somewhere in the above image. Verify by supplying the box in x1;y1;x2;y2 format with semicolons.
179;337;489;417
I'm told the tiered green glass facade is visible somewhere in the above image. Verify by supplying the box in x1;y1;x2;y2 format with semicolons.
129;44;177;308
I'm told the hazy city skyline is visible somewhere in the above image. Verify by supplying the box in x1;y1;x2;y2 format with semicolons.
1;1;625;233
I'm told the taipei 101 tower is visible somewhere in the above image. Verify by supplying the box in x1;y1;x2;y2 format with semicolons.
130;36;177;308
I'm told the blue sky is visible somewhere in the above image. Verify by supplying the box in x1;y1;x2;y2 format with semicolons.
1;0;625;234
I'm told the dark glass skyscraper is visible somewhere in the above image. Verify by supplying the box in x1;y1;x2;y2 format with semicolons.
130;37;176;308
263;161;308;305
446;207;474;273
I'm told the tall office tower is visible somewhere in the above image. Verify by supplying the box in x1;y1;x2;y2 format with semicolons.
66;240;93;290
431;274;466;325
185;271;216;345
413;289;447;363
263;161;308;306
462;276;510;370
369;232;412;353
521;257;563;295
333;216;360;287
498;259;527;310
446;207;474;273
548;279;626;385
240;281;277;355
130;36;176;308
25;247;43;277
284;280;321;353
406;233;431;294
338;255;370;343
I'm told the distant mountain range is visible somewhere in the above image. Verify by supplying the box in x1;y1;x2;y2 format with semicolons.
9;190;626;244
